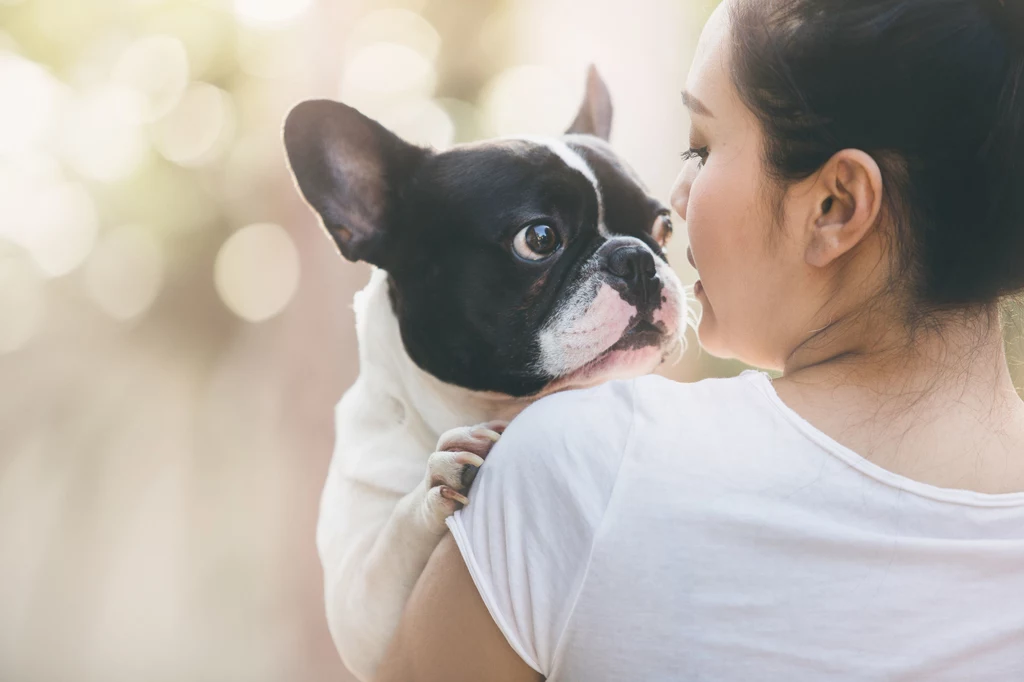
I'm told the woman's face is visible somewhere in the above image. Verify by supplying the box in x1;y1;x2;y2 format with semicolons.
671;3;821;370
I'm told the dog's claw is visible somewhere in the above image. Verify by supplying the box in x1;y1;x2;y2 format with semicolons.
454;451;485;468
439;486;469;506
424;420;506;524
471;427;502;443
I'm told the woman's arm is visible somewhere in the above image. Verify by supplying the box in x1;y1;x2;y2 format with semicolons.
375;534;543;682
377;381;638;681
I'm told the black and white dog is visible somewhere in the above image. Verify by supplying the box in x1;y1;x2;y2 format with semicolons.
283;67;689;681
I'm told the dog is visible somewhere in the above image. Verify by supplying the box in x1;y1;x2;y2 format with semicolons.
283;66;689;681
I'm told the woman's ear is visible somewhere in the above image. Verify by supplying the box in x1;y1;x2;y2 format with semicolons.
804;149;883;268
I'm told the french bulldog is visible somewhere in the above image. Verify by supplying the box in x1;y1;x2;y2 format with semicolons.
283;67;689;681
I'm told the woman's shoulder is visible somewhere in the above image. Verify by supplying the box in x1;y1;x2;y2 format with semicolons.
518;370;777;438
632;369;780;428
527;367;770;411
449;370;799;673
479;379;641;499
493;371;781;484
626;370;812;467
632;368;772;403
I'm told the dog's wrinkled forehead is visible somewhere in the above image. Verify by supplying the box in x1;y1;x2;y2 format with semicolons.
511;136;607;234
395;139;587;248
420;138;595;214
415;135;662;243
560;135;666;240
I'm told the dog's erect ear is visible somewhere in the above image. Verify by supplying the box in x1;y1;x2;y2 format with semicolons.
283;100;425;266
565;65;613;141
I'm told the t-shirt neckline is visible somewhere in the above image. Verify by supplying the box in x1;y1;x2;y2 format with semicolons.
741;369;1024;507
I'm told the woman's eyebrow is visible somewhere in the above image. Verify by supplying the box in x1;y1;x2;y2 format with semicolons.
682;91;714;117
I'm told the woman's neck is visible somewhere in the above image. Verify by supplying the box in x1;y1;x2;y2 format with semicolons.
786;302;1007;388
775;303;1024;494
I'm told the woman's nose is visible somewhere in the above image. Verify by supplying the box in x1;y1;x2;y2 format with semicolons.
670;165;695;222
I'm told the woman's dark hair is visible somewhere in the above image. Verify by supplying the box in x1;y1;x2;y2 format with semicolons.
730;0;1024;308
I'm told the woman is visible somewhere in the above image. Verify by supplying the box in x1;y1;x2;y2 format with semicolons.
377;0;1024;679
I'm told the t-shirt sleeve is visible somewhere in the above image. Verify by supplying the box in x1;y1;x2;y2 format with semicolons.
445;379;638;675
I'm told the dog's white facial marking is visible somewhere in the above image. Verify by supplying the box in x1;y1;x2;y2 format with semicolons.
535;236;690;386
563;134;648;191
513;136;609;238
538;282;636;376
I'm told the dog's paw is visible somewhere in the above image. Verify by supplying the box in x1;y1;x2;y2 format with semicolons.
420;420;508;530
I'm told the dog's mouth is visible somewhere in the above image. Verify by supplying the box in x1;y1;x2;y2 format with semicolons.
536;318;672;397
609;318;665;351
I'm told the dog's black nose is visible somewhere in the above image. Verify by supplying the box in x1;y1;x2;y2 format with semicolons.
605;243;657;285
602;241;659;307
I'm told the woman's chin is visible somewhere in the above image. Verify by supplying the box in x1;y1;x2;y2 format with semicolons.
693;283;726;357
695;311;730;359
696;314;769;368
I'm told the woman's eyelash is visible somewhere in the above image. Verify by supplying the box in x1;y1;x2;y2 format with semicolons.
680;146;709;167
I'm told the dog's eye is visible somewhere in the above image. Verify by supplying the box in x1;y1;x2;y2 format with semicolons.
652;214;673;248
513;224;561;261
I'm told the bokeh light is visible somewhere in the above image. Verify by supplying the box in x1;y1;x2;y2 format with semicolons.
214;222;300;323
29;181;100;277
334;11;448;147
0;153;98;277
111;34;190;122
152;81;235;167
340;42;437;116
147;3;228;81
0;153;61;233
482;64;577;137
84;225;165;320
233;0;313;29
236;27;302;79
0;249;45;354
61;85;148;182
346;9;441;62
376;97;454;149
0;52;62;156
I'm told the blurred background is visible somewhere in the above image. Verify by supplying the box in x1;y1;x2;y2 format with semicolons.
11;0;1021;680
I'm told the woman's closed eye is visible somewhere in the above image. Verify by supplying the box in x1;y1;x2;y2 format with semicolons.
681;146;709;169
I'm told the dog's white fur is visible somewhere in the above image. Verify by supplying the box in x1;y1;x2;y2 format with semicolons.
318;269;533;681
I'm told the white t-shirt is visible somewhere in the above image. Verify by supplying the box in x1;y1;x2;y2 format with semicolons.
447;371;1024;681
